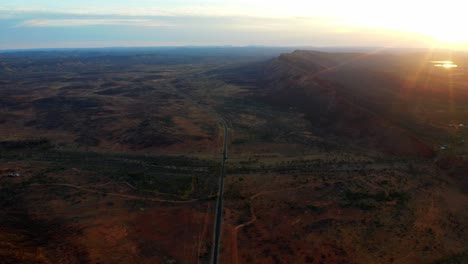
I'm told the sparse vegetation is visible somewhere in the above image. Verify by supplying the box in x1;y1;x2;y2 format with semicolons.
0;48;466;264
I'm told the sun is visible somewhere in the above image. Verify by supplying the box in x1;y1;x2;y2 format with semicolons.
395;8;468;47
324;1;468;48
390;16;468;48
382;13;467;46
422;20;466;45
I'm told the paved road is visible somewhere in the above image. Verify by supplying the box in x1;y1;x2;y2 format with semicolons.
170;83;228;263
211;117;228;264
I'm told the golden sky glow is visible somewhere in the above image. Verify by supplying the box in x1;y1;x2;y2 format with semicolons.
254;0;467;46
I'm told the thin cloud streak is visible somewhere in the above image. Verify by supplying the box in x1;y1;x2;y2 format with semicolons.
15;18;172;27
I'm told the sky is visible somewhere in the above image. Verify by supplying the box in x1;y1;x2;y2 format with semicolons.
1;0;467;50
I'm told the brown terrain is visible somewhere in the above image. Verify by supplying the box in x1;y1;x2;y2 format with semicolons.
0;48;467;263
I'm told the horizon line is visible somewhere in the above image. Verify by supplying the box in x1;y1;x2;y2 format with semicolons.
0;45;461;53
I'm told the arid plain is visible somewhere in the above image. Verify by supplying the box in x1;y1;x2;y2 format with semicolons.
0;48;467;263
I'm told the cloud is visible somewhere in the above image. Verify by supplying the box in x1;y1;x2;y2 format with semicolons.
0;14;13;19
0;5;242;18
0;3;335;19
15;18;172;27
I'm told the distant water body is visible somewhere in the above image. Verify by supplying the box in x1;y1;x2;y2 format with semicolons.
431;60;458;68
